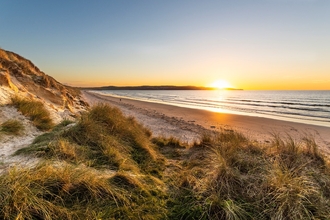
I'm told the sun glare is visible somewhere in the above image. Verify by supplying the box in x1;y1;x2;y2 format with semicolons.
210;80;232;90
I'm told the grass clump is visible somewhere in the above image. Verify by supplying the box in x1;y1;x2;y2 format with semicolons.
11;96;53;131
0;162;129;219
153;136;187;160
14;120;75;157
16;103;165;174
168;131;330;219
0;119;24;135
263;161;319;219
0;162;167;219
12;104;168;218
152;136;187;148
9;104;330;219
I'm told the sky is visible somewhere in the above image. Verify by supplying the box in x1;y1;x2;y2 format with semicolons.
1;0;330;90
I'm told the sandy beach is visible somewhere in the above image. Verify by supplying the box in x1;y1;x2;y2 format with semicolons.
82;91;330;155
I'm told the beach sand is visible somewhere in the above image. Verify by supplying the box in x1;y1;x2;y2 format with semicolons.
82;91;330;155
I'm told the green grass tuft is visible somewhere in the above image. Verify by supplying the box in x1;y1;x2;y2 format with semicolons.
0;119;24;135
11;96;53;131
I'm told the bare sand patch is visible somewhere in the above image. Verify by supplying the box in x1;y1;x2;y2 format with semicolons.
0;105;41;172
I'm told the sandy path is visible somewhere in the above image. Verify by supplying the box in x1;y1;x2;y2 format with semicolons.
82;91;330;154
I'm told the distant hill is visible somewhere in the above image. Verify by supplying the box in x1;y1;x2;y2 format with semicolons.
84;85;243;90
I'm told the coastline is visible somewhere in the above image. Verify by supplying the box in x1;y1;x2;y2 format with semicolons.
82;90;330;155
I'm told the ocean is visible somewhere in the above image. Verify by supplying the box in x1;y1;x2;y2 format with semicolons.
94;90;330;127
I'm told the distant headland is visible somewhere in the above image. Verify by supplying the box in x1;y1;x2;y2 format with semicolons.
82;85;243;91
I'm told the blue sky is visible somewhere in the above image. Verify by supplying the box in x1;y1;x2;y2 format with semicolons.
1;0;330;89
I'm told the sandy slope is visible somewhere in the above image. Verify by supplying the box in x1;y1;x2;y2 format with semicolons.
0;48;89;172
83;91;330;155
0;106;40;172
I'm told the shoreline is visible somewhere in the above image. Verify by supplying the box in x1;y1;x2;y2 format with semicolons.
89;90;330;128
82;91;330;155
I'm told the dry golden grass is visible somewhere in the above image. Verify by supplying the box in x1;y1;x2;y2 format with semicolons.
168;131;330;219
0;162;123;219
11;96;53;131
10;104;168;218
0;161;168;219
7;104;330;219
59;104;164;173
0;119;24;135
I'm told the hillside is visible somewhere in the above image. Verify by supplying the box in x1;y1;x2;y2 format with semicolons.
0;48;88;171
0;48;88;121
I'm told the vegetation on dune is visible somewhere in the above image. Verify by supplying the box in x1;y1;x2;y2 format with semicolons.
0;162;167;220
11;104;167;219
0;119;24;135
167;131;330;219
11;96;53;131
17;104;164;174
0;162;119;219
3;103;330;219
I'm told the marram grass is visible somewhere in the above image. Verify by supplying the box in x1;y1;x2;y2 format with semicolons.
167;131;330;219
17;103;165;174
11;96;53;131
0;161;167;220
0;119;24;135
6;103;330;219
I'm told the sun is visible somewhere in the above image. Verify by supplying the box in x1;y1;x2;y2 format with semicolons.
210;80;232;90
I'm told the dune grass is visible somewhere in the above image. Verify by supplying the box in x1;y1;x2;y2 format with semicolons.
5;103;330;219
168;131;330;219
17;104;165;175
0;162;167;219
11;96;53;131
0;161;167;219
7;104;169;219
0;119;24;135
